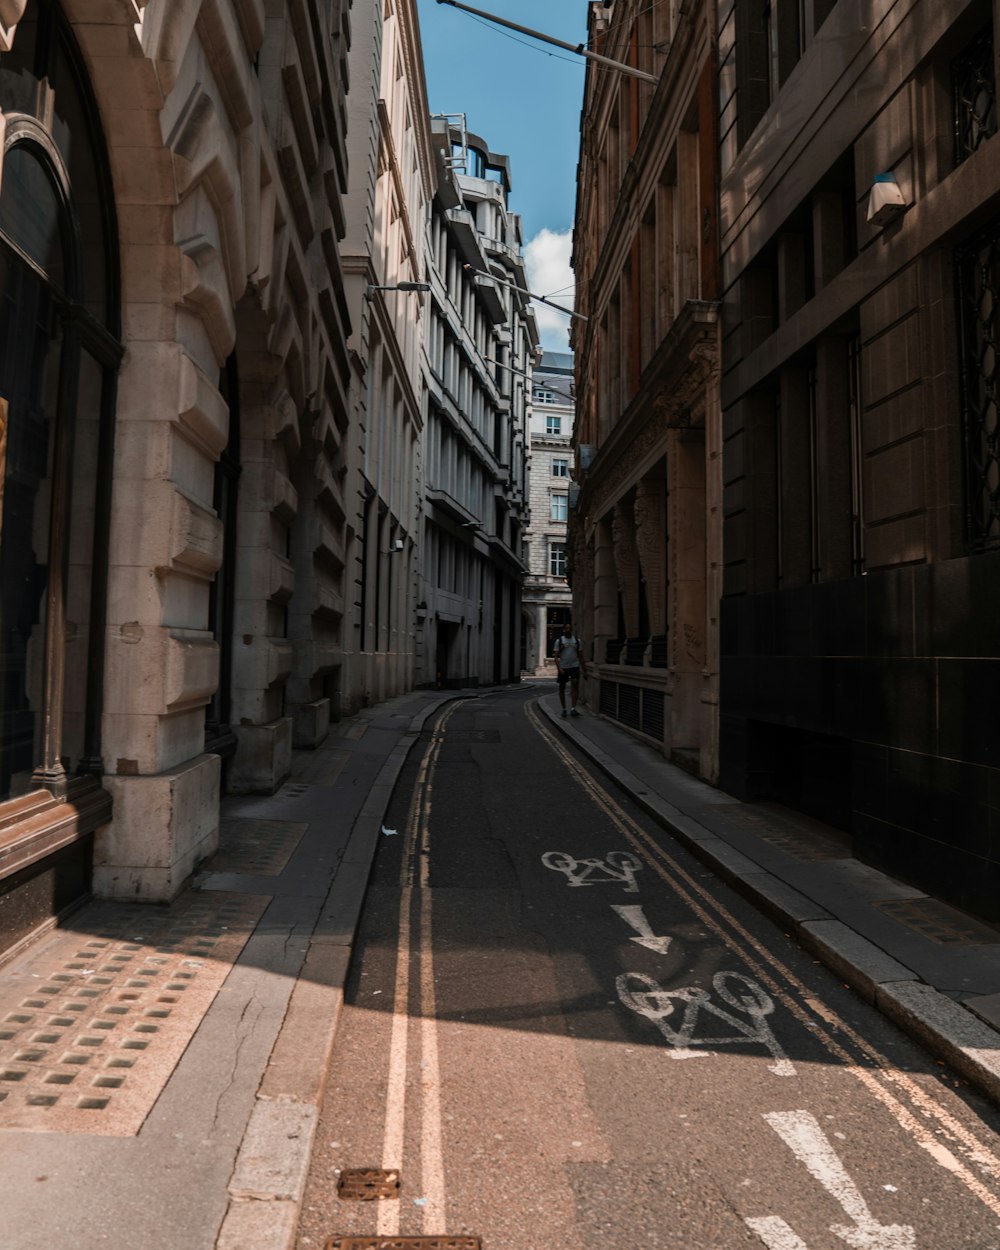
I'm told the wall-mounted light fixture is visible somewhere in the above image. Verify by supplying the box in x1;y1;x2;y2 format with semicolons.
866;172;908;228
365;281;431;298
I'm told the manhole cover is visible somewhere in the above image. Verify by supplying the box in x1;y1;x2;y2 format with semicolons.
337;1168;401;1200
325;1240;481;1249
873;897;1000;944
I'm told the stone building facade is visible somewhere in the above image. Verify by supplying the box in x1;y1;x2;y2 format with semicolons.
523;350;574;673
717;0;1000;919
340;0;432;713
0;0;353;959
417;119;535;689
571;0;722;780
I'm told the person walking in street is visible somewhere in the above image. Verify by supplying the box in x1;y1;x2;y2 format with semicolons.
553;622;587;717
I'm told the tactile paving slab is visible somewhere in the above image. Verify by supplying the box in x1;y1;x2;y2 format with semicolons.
873;897;1000;944
0;891;268;1134
291;748;351;786
721;808;850;861
211;817;309;875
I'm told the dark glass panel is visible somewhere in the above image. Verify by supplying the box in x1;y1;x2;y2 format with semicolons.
61;349;103;773
0;144;65;286
51;36;108;318
0;248;61;799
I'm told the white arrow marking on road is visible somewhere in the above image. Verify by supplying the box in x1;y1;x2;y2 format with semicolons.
745;1216;811;1250
611;904;673;954
761;1111;916;1250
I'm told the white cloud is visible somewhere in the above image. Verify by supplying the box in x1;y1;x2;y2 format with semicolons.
523;228;575;353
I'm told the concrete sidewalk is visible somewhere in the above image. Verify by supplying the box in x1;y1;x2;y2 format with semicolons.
0;688;456;1250
2;681;1000;1250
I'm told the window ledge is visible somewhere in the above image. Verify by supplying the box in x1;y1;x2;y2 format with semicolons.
0;778;111;884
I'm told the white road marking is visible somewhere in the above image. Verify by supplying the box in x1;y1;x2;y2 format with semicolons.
612;903;673;954
616;969;795;1075
746;1216;812;1250
541;849;642;891
761;1110;916;1250
527;700;1000;1215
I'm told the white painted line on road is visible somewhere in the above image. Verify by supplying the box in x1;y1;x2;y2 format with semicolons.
745;1216;811;1250
761;1110;915;1250
612;903;673;954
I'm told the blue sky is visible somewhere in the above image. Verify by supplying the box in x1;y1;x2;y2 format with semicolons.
415;0;586;348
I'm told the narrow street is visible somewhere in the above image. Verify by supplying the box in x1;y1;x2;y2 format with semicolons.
297;689;1000;1250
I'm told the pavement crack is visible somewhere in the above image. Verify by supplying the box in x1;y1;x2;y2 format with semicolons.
213;995;264;1133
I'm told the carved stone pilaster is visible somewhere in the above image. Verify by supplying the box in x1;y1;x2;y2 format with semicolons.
634;479;667;636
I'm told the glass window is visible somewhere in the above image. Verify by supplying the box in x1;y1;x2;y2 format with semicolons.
550;542;567;578
954;25;997;167
546;414;562;436
552;458;569;477
550;494;568;522
0;0;120;801
0;144;66;285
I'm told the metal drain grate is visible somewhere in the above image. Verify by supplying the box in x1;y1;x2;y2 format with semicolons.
873;897;1000;945
324;1239;481;1249
337;1169;401;1200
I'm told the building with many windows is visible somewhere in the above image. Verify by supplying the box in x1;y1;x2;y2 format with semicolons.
523;350;575;672
571;0;722;780
418;118;536;689
717;0;1000;918
340;0;433;714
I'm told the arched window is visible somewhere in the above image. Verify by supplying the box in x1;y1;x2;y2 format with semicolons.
0;0;121;804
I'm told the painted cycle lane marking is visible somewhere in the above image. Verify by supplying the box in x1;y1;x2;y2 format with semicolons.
525;697;1000;1220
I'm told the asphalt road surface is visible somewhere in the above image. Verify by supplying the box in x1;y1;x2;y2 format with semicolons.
297;688;1000;1250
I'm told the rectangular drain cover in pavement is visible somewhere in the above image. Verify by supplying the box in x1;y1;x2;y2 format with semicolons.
337;1169;401;1200
325;1239;481;1249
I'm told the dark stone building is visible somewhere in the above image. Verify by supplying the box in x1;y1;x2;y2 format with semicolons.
717;0;1000;918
